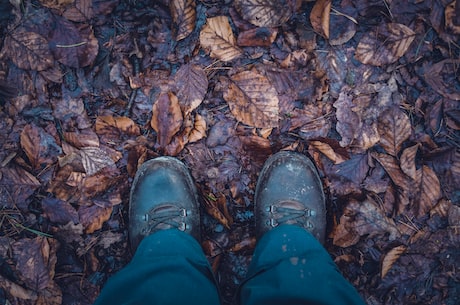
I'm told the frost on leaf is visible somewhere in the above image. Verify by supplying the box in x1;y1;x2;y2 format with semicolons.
200;16;243;62
355;23;415;66
223;70;279;128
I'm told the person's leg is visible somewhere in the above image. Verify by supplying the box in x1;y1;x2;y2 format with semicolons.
94;157;220;305
95;229;220;305
239;224;366;305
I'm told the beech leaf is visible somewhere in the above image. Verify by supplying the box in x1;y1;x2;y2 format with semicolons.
223;70;279;128
174;64;208;115
378;106;412;156
78;201;112;233
415;165;442;217
199;16;243;62
400;144;419;180
234;0;293;27
151;92;184;148
3;28;53;71
80;147;116;176
310;0;331;39
63;0;94;22
381;245;407;278
355;23;415;66
170;0;196;41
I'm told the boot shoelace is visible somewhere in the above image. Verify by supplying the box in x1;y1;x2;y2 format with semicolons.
142;204;188;234
267;204;316;229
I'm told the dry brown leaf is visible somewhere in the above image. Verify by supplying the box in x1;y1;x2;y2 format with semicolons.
430;198;452;218
63;0;93;22
170;0;196;41
378;106;412;156
234;0;293;27
309;139;349;164
20;124;62;170
229;237;257;252
237;27;278;47
174;64;208;115
0;166;41;209
95;115;141;139
3;28;53;71
189;113;207;143
78;201;112;233
424;59;460;100
203;194;232;229
199;16;243;62
79;147;116;176
0;275;38;301
164;114;194;156
223;70;279;128
310;0;331;39
381;245;407;278
415;165;442;217
63;129;100;148
39;0;74;9
151;92;184;147
372;152;410;191
332;198;401;247
355;23;415;66
400;143;419;180
445;1;460;34
41;197;79;225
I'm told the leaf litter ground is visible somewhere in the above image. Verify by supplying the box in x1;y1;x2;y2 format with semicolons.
0;0;460;304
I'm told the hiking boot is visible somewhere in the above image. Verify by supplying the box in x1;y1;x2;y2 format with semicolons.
129;157;200;251
254;151;326;243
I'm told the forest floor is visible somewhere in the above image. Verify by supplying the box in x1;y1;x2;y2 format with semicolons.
0;0;459;304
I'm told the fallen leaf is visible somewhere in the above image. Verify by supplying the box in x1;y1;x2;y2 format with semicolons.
63;129;100;148
203;193;232;229
310;0;331;39
95;115;141;141
174;64;208;115
378;106;412;156
331;153;369;184
223;70;279;128
79;147;116;176
78;200;112;233
445;1;460;35
333;90;360;147
0;166;41;209
0;275;38;301
372;152;410;191
400;143;419;180
229;237;256;252
381;245;407;278
41;197;79;225
424;59;460;101
237;27;278;47
415;165;442;217
170;0;196;41
188;113;207;143
355;23;415;66
200;16;243;62
3;27;53;71
39;0;74;10
151;92;183;147
63;0;94;22
234;0;293;27
309;138;349;164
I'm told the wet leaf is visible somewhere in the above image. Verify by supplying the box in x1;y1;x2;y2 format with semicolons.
400;144;419;180
372;152;410;191
41;197;79;225
0;275;37;301
79;147;116;176
199;16;243;62
189;113;207;143
229;237;256;252
332;153;369;184
170;0;196;41
49;19;98;68
310;0;331;39
445;1;460;35
424;59;460;100
63;129;100;148
78;201;112;233
237;27;278;47
223;70;279;128
355;23;415;66
378;106;412;156
3;27;53;71
309;138;349;164
0;166;41;209
13;237;56;290
415;165;442;217
151;92;183;147
332;198;401;247
174;64;208;115
39;0;74;9
381;245;407;278
234;0;293;27
95;115;141;141
63;0;94;22
203;194;232;229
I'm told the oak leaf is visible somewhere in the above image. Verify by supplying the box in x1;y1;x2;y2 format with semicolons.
151;92;184;148
234;0;293;27
223;70;279;128
170;0;196;41
355;23;415;66
200;16;243;62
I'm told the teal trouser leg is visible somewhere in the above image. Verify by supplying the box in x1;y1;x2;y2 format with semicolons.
239;225;367;305
94;229;220;305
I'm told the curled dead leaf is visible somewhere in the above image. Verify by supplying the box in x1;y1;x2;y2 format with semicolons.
310;0;331;39
234;0;293;27
381;245;407;278
199;16;243;62
355;23;415;66
170;0;196;41
188;113;207;143
223;70;279;128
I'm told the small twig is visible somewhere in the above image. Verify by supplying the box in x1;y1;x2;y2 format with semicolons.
331;7;358;24
56;41;87;48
